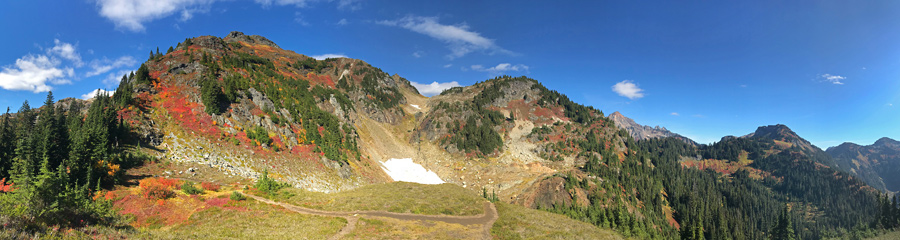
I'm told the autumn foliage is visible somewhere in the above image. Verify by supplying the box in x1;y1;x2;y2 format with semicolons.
0;178;14;192
139;177;180;200
201;182;221;192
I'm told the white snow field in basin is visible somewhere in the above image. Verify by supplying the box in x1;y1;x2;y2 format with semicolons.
380;158;445;184
410;104;421;109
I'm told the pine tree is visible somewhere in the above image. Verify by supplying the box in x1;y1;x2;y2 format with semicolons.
0;108;13;179
771;206;796;240
35;92;68;169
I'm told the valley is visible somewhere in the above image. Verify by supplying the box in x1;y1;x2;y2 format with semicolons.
0;31;897;240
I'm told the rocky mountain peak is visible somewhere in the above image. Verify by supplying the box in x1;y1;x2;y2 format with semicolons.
874;137;899;148
747;124;800;141
223;31;280;48
608;111;695;144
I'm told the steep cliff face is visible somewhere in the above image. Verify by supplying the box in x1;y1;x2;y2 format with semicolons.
828;137;900;193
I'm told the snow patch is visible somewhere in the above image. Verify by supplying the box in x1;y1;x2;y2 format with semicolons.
411;104;421;109
380;158;444;184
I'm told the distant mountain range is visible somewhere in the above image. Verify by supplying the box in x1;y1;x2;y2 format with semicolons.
827;137;900;194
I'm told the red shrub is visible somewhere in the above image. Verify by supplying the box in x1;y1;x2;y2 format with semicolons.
201;182;221;192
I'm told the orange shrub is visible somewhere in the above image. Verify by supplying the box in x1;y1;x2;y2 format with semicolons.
139;178;180;200
0;178;13;192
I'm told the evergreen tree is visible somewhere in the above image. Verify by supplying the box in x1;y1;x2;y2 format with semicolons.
0;108;13;179
771;206;796;240
35;91;68;169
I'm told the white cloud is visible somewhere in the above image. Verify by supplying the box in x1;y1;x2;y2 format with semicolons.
470;63;529;75
102;69;136;87
820;74;845;85
308;54;347;60
48;39;83;67
377;16;512;59
0;54;74;93
670;112;679;116
336;18;349;25
86;56;137;77
410;81;461;96
612;80;644;100
334;0;361;11
412;51;424;58
443;64;453;68
256;0;311;8
81;88;116;100
294;12;310;26
95;0;217;32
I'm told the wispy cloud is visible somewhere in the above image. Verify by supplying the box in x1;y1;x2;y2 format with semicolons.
611;80;644;100
410;81;461;96
255;0;312;8
820;74;846;85
102;69;136;88
470;63;529;75
412;51;424;58
294;12;310;26
308;53;347;60
86;56;137;77
336;18;349;26
333;0;361;11
377;16;512;59
443;64;453;68
670;112;679;116
82;88;116;100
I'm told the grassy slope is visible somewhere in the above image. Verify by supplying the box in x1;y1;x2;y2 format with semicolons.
140;197;345;239
347;217;482;239
266;181;485;216
491;202;623;240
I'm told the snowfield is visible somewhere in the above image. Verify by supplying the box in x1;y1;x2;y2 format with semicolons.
380;158;445;184
411;104;421;109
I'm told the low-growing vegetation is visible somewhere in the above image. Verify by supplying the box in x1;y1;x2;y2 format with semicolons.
264;181;485;216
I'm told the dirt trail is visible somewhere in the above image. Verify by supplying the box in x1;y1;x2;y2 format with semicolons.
243;192;498;239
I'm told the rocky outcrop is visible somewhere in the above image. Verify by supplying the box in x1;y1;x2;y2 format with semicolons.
223;31;279;48
609;111;696;145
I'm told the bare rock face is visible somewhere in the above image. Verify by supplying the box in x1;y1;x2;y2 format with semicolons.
609;111;696;145
223;31;280;48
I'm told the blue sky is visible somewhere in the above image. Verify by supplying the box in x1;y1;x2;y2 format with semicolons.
1;1;899;148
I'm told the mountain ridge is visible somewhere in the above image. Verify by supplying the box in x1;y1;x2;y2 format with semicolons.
608;111;697;145
827;137;900;193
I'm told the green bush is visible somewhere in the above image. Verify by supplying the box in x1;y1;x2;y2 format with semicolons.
255;170;288;195
230;191;246;201
181;182;204;195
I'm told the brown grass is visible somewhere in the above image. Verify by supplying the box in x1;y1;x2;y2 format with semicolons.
490;202;622;240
